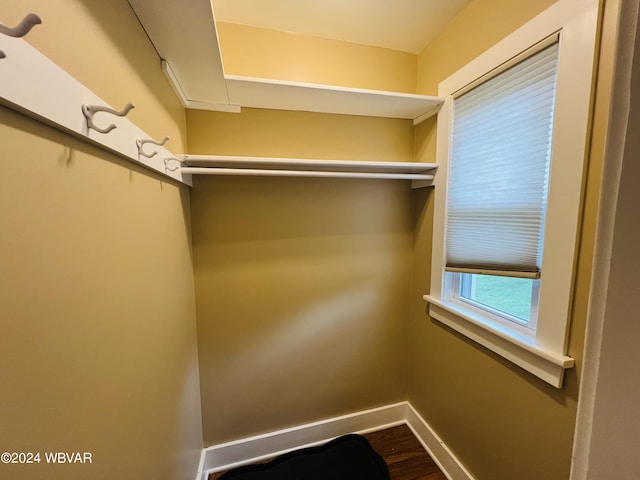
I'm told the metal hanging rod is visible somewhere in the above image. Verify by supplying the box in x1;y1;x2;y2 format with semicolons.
180;167;435;182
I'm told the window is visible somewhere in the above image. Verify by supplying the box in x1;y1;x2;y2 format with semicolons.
444;40;558;334
424;0;599;388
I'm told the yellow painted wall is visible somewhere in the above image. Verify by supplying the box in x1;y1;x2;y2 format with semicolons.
216;22;417;93
416;0;557;95
187;109;414;444
409;1;613;480
187;108;414;160
0;1;202;479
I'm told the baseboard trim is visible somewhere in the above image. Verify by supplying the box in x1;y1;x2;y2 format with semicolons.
405;404;476;480
196;402;474;480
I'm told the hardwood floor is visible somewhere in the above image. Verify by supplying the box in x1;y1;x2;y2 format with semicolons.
209;424;447;480
364;425;447;480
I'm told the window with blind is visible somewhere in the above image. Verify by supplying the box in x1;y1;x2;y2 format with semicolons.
424;0;598;388
446;40;558;330
447;41;557;278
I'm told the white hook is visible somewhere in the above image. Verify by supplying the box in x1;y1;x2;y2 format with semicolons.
164;156;184;172
82;103;135;134
0;13;41;37
0;13;42;59
137;136;170;159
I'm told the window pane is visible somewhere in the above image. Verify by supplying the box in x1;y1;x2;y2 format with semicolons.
459;274;534;322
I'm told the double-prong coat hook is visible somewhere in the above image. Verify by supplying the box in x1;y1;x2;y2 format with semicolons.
82;103;135;134
0;13;42;59
164;156;184;172
137;136;170;159
0;13;42;37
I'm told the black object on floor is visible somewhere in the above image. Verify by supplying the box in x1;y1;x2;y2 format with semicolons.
218;434;390;480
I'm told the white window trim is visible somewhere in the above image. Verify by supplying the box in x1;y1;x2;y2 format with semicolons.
424;0;599;388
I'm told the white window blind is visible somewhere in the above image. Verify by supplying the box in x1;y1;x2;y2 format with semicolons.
445;41;559;278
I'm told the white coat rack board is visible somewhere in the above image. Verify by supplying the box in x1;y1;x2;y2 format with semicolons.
0;13;190;185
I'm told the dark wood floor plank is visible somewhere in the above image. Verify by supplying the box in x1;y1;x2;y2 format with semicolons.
209;424;447;480
364;425;447;480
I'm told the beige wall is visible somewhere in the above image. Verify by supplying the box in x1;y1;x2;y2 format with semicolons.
187;109;414;444
0;1;202;479
409;1;611;480
216;22;417;93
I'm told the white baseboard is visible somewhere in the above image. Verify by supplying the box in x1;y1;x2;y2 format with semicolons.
405;404;477;480
196;401;474;480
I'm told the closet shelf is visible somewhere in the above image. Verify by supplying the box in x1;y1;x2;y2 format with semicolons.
181;155;438;188
223;75;443;123
129;0;443;123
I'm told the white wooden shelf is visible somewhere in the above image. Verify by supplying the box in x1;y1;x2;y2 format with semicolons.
181;155;438;188
129;0;232;111
224;75;443;123
129;0;444;123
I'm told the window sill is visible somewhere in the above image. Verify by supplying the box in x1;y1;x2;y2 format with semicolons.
422;295;574;388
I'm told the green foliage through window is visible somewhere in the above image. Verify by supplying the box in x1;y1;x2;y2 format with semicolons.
460;274;534;322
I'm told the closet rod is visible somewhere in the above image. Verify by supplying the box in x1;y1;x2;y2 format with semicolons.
180;167;434;181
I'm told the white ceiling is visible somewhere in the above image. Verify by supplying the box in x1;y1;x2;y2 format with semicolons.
211;0;472;54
